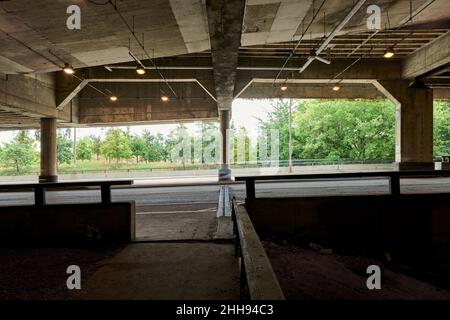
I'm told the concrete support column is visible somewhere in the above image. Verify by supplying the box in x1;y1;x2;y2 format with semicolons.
39;118;58;183
376;80;434;170
219;109;231;181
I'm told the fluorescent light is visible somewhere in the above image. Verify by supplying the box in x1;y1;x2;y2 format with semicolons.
110;96;118;102
136;66;146;75
384;46;395;58
63;63;74;74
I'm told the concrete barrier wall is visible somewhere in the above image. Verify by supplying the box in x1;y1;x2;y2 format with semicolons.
234;202;285;300
246;194;450;263
0;202;135;246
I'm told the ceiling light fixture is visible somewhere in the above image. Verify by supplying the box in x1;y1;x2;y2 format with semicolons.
161;95;169;102
110;95;118;102
332;85;340;91
280;84;288;91
63;63;74;74
384;46;395;58
136;66;146;75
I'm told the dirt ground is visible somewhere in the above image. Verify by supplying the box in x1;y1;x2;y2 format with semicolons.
0;245;123;300
263;240;450;300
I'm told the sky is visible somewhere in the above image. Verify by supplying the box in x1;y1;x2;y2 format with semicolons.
0;99;276;143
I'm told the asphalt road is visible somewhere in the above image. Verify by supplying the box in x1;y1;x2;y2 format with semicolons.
1;177;450;240
1;177;450;207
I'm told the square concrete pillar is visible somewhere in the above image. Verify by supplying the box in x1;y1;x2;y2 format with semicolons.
376;80;434;171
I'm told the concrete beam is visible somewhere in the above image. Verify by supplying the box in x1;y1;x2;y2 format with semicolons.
239;83;384;99
0;73;74;126
402;30;450;79
206;0;246;110
434;88;450;100
79;100;218;125
236;58;403;81
78;81;218;125
55;72;89;110
234;58;402;98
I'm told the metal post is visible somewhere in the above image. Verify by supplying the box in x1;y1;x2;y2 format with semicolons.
245;179;256;200
390;173;400;195
101;184;112;203
34;186;46;205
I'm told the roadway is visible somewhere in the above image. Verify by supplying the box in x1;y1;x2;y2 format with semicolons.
1;177;450;240
0;177;450;206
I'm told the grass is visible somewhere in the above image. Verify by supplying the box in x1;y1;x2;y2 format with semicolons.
0;157;394;176
0;158;219;176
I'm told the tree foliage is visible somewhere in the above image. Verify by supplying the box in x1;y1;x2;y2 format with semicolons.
57;129;73;165
258;99;396;161
141;131;166;163
100;128;132;163
88;134;102;160
76;137;93;161
433;100;450;156
0;131;36;173
294;99;395;160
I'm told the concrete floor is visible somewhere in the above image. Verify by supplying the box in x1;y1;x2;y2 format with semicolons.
70;243;239;300
136;203;218;241
2;177;450;299
0;184;238;299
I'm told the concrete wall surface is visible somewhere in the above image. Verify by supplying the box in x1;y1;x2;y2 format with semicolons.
0;202;135;246
246;194;450;263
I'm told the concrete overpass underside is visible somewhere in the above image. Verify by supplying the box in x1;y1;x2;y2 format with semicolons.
0;0;448;179
1;0;450;302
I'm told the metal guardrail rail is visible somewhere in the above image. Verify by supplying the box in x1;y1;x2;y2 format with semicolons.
231;197;285;300
235;170;450;199
0;180;133;205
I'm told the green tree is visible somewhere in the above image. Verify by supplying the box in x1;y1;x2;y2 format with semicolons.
88;134;102;160
195;121;218;163
293;99;395;160
100;128;132;163
76;137;93;161
166;124;190;166
232;126;251;163
0;131;36;173
57;129;73;165
142;131;166;163
257;99;296;161
129;135;147;163
433;100;450;156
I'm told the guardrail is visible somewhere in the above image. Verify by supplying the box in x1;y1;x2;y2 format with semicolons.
231;197;285;300
235;170;450;199
0;180;133;205
0;159;397;176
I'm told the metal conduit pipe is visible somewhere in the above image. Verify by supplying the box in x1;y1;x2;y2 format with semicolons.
298;0;368;74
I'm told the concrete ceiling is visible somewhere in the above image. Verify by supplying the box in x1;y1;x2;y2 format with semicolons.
0;0;448;74
0;0;449;130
